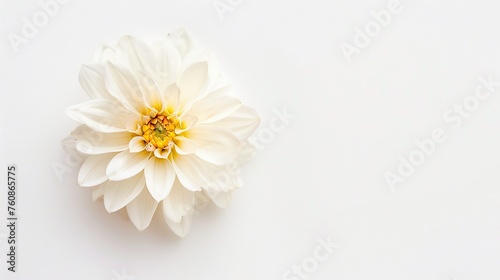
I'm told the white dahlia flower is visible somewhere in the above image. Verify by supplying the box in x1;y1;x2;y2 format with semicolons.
65;30;260;237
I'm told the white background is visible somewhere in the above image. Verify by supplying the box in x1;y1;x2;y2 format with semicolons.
1;0;500;279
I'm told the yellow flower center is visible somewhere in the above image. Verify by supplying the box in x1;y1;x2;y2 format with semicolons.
142;114;179;151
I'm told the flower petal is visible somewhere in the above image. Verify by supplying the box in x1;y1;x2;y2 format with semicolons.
92;44;116;64
165;209;194;238
144;157;175;202
61;136;80;154
126;187;158;231
104;61;147;115
171;154;217;191
137;71;163;112
161;180;195;223
78;153;117;187
175;114;198;134
79;64;115;100
211;106;260;140
123;115;143;134
186;91;241;124
205;74;232;97
92;184;106;201
174;136;196;155
187;125;241;165
66;100;130;133
177;51;220;108
194;190;212;209
106;150;150;181
129;136;146;153
154;148;171;159
117;35;155;76
207;190;233;208
163;84;180;115
167;29;199;59
153;40;181;87
71;125;132;155
103;173;145;213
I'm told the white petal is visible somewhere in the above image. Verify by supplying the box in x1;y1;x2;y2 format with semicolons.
90;44;107;63
205;74;232;96
175;114;198;134
177;51;220;108
144;157;175;202
161;180;195;223
186;91;241;124
71;125;132;155
79;64;115;100
163;84;180;115
154;148;171;159
193;191;211;211
61;136;79;154
123;115;143;134
153;40;181;87
78;153;117;187
66;100;130;133
207;190;233;208
165;209;194;238
126;187;158;231
103;173;145;212
187;125;241;165
211;106;260;140
129;136;146;153
167;29;199;59
117;35;155;76
137;71;163;112
104;61;147;115
171;154;214;191
173;136;196;155
106;150;150;181
92;184;106;201
93;44;116;64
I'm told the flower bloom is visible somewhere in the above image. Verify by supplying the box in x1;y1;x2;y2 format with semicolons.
65;30;260;237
